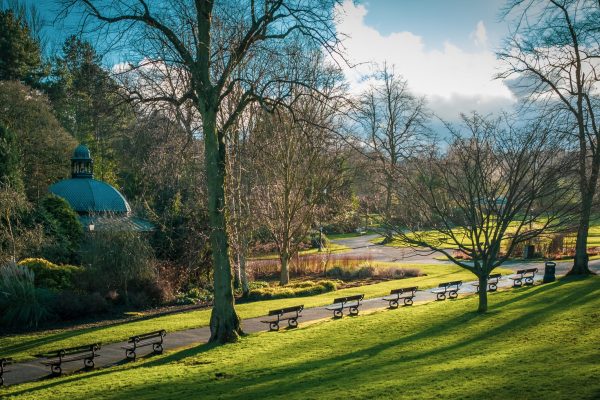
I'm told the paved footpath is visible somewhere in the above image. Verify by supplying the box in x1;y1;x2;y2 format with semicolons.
3;258;598;387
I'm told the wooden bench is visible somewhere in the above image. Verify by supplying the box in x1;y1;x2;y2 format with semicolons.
326;294;364;318
383;287;418;308
472;273;502;292
431;281;462;301
261;305;304;331
510;268;537;287
122;330;166;360
37;343;101;375
0;357;13;386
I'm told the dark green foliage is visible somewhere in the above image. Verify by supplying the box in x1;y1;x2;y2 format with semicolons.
39;194;83;257
0;8;41;83
246;280;338;301
0;81;76;200
0;123;23;190
51;291;108;321
18;257;82;291
0;262;53;328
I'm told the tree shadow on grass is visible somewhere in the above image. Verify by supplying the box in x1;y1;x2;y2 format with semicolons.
7;277;599;399
131;277;598;399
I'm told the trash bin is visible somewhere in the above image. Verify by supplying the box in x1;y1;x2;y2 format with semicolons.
543;261;556;283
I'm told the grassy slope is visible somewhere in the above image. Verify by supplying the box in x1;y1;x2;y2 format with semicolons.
0;263;509;361
3;277;599;399
249;242;350;260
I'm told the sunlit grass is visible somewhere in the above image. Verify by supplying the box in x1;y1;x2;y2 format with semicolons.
0;263;510;361
2;277;598;399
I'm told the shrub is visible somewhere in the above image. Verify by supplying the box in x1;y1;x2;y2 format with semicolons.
0;262;53;328
247;279;338;301
51;290;109;320
79;229;156;298
18;257;83;290
175;287;214;305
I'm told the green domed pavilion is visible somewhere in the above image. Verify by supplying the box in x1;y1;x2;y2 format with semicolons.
49;145;153;231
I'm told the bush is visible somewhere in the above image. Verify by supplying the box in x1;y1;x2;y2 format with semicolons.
51;290;109;320
175;287;213;305
0;262;53;328
79;229;156;298
18;257;82;290
326;264;422;280
38;194;83;263
247;279;338;301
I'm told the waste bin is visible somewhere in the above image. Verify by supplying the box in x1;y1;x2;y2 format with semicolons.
543;261;556;283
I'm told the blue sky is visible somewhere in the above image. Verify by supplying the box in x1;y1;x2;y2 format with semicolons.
29;0;516;120
359;0;508;52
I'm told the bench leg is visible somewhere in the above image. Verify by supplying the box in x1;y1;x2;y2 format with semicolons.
449;291;458;299
288;318;298;328
153;343;164;354
488;283;497;292
513;279;522;288
333;309;343;319
349;306;359;316
389;300;399;309
269;322;280;331
84;358;95;369
0;375;3;387
51;364;62;376
403;298;413;306
126;349;137;361
525;277;534;285
436;293;446;301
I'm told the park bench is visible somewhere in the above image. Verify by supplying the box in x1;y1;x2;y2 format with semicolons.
326;294;364;318
261;305;304;331
122;330;166;360
431;281;462;301
510;268;537;287
472;273;502;293
37;343;101;375
0;357;13;386
383;287;418;308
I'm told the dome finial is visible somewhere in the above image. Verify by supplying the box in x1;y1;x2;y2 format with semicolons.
71;144;93;178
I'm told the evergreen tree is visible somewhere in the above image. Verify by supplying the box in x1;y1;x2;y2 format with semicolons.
47;36;133;185
0;8;41;83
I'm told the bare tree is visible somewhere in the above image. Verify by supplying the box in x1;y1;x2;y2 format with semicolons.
498;0;600;275
62;0;344;342
252;98;346;285
386;113;578;312
352;65;430;242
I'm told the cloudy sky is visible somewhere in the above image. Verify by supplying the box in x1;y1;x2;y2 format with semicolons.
335;0;516;119
33;0;517;121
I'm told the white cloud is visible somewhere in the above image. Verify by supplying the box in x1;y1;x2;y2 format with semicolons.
335;1;515;119
471;21;488;48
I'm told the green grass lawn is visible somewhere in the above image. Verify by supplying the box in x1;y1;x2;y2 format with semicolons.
3;276;598;399
249;242;350;260
0;263;510;361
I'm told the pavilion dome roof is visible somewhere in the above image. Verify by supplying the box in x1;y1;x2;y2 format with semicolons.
49;178;131;214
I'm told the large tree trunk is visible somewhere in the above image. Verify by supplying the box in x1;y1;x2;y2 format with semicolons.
570;193;594;275
203;110;242;343
477;273;488;313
